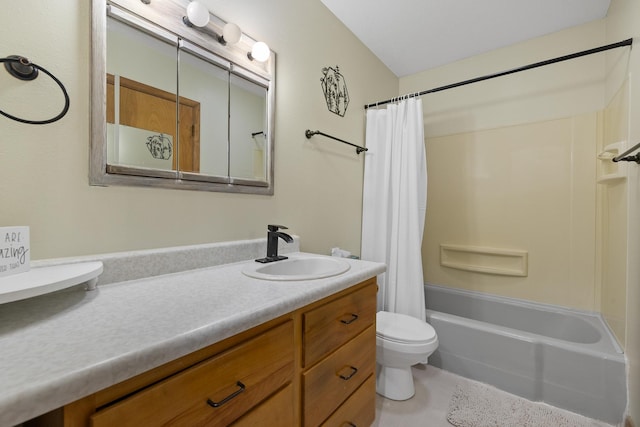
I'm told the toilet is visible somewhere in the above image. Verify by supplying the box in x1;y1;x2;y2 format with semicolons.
375;311;439;400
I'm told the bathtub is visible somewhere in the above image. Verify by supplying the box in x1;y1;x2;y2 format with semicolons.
424;284;626;424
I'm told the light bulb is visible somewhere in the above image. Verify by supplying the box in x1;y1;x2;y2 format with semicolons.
186;1;210;27
222;23;242;45
249;42;270;62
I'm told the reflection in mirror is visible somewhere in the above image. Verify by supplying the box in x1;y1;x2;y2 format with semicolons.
230;72;268;181
178;42;229;181
106;16;179;176
92;0;275;194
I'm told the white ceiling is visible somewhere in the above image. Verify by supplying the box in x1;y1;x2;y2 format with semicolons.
320;0;611;77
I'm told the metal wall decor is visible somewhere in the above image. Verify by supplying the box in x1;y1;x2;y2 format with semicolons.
321;65;349;117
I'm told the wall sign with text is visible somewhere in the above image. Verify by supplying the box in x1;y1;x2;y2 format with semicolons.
0;226;30;277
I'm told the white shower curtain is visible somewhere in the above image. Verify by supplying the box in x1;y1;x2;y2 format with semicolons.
361;98;427;321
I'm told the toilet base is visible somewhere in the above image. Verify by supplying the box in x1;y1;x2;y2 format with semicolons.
375;364;415;400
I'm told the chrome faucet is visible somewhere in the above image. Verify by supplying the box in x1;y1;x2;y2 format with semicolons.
256;224;293;263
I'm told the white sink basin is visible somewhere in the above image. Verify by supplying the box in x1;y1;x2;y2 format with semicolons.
242;255;350;281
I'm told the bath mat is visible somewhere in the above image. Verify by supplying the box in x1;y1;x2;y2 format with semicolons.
447;382;612;427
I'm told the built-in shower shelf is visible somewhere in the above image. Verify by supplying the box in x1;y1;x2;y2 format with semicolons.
440;244;528;276
597;141;628;183
0;262;103;305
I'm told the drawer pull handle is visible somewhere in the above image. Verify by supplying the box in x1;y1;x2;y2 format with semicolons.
343;423;356;427
340;313;359;324
339;366;358;380
206;381;245;408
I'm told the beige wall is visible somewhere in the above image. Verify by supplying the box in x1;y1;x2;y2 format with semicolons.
0;0;398;260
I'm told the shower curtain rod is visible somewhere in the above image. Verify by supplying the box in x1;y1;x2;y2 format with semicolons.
364;38;633;109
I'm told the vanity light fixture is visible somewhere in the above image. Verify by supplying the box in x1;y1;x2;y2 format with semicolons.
248;41;270;62
182;1;242;45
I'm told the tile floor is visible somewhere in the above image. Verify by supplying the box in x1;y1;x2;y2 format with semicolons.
372;365;615;427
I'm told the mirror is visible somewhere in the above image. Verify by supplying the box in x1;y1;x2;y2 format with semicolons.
91;0;275;194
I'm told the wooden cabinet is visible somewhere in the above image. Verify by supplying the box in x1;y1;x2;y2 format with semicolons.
31;279;376;427
302;283;377;427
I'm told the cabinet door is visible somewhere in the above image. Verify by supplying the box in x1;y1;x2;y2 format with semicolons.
304;282;376;368
91;321;294;427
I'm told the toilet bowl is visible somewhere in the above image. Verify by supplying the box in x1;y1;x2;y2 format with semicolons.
376;310;439;400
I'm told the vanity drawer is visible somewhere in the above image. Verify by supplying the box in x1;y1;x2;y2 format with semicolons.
232;383;294;426
303;282;376;367
90;321;294;427
320;374;375;427
303;325;376;427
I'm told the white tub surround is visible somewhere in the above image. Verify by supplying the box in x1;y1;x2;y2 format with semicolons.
0;239;385;427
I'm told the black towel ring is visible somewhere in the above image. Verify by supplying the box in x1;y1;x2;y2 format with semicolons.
0;55;70;125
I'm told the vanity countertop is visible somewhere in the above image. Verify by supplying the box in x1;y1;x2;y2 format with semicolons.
0;252;385;426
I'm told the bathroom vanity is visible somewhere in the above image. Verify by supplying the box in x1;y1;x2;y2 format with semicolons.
0;240;384;427
55;280;376;427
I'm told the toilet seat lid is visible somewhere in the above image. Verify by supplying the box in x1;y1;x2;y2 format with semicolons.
376;311;437;344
